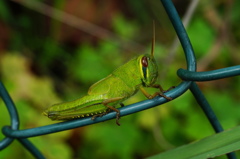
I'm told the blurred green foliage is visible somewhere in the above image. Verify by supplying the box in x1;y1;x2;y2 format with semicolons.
1;0;240;159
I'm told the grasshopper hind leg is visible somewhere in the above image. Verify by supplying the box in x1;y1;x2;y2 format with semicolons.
91;97;123;126
91;105;121;126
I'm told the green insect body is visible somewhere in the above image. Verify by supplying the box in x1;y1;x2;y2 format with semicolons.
43;25;172;125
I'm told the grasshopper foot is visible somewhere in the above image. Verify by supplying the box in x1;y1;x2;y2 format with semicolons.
115;111;121;126
158;93;172;101
120;103;124;107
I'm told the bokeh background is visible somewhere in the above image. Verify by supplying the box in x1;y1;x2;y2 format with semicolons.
1;0;240;159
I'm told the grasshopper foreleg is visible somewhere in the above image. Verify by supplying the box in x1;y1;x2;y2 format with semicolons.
152;84;175;93
140;84;175;101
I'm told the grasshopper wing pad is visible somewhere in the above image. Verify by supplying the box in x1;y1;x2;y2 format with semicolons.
88;74;136;99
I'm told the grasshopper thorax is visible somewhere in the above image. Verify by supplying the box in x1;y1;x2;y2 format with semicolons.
138;54;158;87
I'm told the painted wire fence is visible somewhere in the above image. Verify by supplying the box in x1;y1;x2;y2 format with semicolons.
1;0;240;158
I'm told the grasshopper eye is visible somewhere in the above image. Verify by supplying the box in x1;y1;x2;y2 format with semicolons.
141;56;148;79
141;56;148;67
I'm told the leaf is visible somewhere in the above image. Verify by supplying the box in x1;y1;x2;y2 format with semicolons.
148;125;240;159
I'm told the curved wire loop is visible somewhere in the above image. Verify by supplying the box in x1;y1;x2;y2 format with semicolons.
0;0;239;159
178;66;240;81
0;82;19;150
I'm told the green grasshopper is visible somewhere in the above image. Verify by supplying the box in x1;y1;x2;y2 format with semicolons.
43;24;173;125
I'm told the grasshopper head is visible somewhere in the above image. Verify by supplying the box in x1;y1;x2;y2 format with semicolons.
139;21;158;87
138;54;158;87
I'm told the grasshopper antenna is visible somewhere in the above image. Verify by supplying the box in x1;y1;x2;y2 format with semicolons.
151;20;155;58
